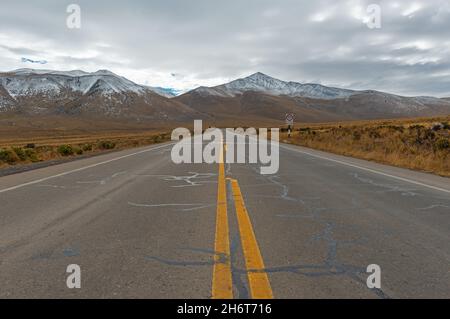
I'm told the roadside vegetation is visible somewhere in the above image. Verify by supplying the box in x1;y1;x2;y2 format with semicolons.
281;116;450;177
0;132;171;168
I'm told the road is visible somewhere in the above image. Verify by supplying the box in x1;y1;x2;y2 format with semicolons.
0;137;449;299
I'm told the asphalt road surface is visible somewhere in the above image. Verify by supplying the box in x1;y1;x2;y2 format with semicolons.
0;137;449;299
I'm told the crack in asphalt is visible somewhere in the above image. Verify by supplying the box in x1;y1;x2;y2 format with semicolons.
141;163;399;299
133;172;217;188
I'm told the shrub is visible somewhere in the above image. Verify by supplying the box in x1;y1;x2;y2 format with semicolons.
352;131;361;141
81;144;93;152
435;138;450;150
73;147;83;155
98;141;116;150
369;130;381;139
409;125;424;130
36;145;52;152
12;147;27;161
152;135;162;143
57;144;74;156
25;143;36;149
24;149;39;162
423;130;436;140
0;148;20;164
387;125;404;132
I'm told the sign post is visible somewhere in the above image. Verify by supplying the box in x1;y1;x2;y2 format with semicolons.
285;113;295;138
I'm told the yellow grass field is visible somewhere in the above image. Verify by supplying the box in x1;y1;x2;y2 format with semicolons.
281;116;450;177
1;115;450;177
0;130;171;169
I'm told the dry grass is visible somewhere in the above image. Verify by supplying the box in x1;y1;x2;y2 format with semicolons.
2;114;450;176
0;131;171;169
281;116;450;177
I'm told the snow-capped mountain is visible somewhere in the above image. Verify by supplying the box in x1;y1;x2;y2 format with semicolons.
0;68;147;97
1;68;449;123
176;72;450;122
0;69;198;121
191;72;356;99
0;68;182;98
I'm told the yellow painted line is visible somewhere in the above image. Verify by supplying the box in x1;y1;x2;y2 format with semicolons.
230;178;274;299
212;142;233;299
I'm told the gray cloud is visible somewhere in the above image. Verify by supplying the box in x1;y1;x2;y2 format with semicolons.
0;0;449;96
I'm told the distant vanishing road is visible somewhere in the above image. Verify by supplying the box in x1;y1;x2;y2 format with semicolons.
0;138;449;299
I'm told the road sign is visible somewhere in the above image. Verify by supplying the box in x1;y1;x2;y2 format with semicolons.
285;113;295;126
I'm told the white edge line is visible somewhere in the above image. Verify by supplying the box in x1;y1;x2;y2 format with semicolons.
280;144;450;195
0;143;174;194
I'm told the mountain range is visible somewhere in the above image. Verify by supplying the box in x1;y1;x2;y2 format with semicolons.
1;68;449;126
0;68;198;122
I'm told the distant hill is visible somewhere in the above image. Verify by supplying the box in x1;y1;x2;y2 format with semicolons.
176;72;450;123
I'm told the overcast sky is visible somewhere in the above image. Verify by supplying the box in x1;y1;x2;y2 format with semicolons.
0;0;449;97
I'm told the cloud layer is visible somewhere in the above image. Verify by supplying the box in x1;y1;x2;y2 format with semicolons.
0;0;449;96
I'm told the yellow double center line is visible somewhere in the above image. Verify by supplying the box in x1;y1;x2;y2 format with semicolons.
212;142;273;299
229;178;273;299
212;142;233;299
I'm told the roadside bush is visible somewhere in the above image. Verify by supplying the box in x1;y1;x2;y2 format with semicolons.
36;145;52;152
352;131;361;141
0;148;20;164
81;143;93;152
423;129;436;140
24;148;39;162
73;147;83;155
387;125;404;132
435;138;450;150
57;144;74;156
97;141;116;150
152;135;162;143
368;130;382;139
12;147;27;161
